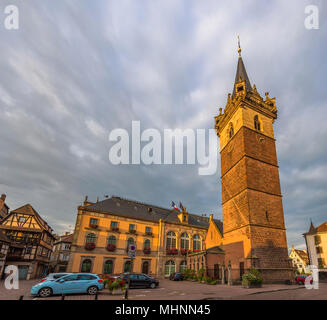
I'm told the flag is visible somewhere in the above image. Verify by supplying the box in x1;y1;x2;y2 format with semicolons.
179;201;184;212
171;201;180;212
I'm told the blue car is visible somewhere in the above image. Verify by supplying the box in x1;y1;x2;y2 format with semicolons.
31;273;104;298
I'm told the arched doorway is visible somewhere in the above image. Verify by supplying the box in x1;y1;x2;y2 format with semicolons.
165;260;175;276
142;261;149;274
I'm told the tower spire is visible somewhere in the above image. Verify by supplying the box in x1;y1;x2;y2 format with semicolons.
232;35;251;97
238;34;241;57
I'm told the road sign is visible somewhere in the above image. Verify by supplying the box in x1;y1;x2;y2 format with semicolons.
128;244;136;257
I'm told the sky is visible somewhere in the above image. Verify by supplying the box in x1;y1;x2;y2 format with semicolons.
0;0;326;250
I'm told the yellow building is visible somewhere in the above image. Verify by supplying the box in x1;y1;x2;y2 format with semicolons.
289;245;310;274
304;221;327;270
67;196;223;278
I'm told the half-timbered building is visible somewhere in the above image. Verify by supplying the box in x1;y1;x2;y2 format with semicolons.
0;204;55;279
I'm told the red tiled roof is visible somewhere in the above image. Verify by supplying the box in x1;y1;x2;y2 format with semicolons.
294;249;309;264
316;221;327;233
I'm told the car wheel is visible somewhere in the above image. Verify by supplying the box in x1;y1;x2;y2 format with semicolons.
38;287;52;298
150;283;156;289
87;286;98;295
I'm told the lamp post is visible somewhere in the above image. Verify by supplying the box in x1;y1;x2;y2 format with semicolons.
124;244;136;300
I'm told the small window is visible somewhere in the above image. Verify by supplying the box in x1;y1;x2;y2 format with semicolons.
110;221;118;230
129;224;136;232
254;115;261;131
229;123;234;139
18;217;26;223
145;226;152;233
89;218;98;226
107;235;116;245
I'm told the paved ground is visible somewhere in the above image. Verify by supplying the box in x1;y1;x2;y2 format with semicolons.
0;279;326;300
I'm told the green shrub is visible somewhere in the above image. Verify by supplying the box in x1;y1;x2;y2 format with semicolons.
209;280;217;285
242;268;262;286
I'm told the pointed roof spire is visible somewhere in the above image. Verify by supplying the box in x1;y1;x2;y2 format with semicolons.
232;35;252;97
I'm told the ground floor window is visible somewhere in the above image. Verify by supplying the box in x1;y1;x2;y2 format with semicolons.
104;260;113;274
142;261;150;274
165;260;175;276
124;260;132;273
81;259;92;273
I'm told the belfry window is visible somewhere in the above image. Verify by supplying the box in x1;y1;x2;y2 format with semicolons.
229;123;234;139
254;115;261;131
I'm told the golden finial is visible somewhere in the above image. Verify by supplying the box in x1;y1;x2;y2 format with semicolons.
237;34;242;56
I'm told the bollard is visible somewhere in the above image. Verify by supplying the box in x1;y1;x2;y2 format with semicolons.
95;292;98;300
61;294;65;300
19;295;24;300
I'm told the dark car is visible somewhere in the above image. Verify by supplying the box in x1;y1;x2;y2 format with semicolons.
121;273;159;289
169;272;183;281
295;275;313;285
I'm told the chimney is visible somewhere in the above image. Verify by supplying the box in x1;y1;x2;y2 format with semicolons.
1;194;6;201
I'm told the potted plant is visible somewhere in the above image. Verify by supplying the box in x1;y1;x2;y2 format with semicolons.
166;248;178;255
108;278;126;295
106;244;116;252
85;242;96;250
129;229;136;234
143;248;151;254
145;231;153;236
180;249;190;256
242;268;263;288
89;223;98;229
111;227;119;232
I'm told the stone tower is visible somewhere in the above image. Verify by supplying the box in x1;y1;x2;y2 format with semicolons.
215;41;293;282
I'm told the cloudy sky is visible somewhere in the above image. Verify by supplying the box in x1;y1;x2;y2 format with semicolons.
0;0;326;249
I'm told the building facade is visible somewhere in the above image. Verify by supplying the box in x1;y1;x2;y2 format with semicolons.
304;221;327;269
0;231;10;278
214;44;293;282
289;245;310;274
50;233;73;273
67;196;223;278
0;204;55;279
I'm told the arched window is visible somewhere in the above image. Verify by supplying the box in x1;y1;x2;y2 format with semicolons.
104;260;113;274
254;115;261;131
142;261;149;274
124;261;132;273
229;123;234;139
165;260;176;276
193;235;201;251
126;237;134;249
180;232;189;249
107;235;116;245
144;239;151;249
85;233;96;244
81;259;92;273
180;261;187;273
166;231;176;249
